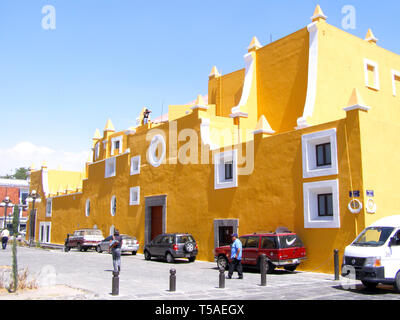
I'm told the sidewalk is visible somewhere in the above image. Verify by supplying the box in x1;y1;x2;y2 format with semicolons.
0;246;398;300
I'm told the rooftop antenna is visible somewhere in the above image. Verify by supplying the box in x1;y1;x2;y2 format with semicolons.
270;33;272;43
161;100;164;123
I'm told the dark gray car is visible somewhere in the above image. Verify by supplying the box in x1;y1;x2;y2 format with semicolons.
144;233;198;263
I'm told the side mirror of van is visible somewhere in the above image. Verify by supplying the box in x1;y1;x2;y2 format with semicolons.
389;236;399;247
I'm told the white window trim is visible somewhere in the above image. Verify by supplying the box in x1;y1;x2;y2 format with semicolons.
129;186;140;206
130;155;141;175
391;69;400;96
110;195;116;216
45;198;52;217
147;134;166;167
105;157;116;178
85;199;90;217
214;149;238;190
39;222;51;243
111;136;123;155
303;179;340;229
364;58;380;90
301;128;338;179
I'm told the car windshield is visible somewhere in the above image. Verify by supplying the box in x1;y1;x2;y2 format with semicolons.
176;235;194;243
352;227;394;247
278;234;303;249
85;230;103;236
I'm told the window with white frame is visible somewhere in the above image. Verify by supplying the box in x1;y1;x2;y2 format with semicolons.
391;70;400;96
105;157;116;178
364;59;380;90
129;187;140;205
214;150;238;189
301;129;338;179
20;189;29;206
45;198;52;217
303;179;340;228
39;222;51;243
130;155;141;175
85;199;90;217
111;136;123;155
110;196;116;216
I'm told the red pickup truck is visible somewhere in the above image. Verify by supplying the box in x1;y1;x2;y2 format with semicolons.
214;231;306;272
64;228;104;252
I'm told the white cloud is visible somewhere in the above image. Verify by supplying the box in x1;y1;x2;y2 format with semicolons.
0;141;90;175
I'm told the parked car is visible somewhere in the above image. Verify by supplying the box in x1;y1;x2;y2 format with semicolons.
64;228;104;252
214;230;306;272
143;233;198;263
96;234;139;255
342;215;400;291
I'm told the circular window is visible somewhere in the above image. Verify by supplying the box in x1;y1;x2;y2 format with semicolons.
110;196;116;216
147;134;166;167
85;199;90;217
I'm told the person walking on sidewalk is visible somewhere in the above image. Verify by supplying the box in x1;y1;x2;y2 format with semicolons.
227;233;243;279
1;228;9;250
109;230;122;272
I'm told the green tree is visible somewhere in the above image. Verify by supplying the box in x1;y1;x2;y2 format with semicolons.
0;167;29;180
10;204;19;292
13;167;29;180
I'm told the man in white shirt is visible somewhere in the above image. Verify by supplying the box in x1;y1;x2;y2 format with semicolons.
1;228;10;250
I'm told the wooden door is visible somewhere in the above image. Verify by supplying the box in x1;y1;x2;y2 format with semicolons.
151;206;163;241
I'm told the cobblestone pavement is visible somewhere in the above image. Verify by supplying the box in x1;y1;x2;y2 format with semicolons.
0;246;399;300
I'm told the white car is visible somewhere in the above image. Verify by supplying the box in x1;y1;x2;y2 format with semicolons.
342;215;400;291
96;234;139;255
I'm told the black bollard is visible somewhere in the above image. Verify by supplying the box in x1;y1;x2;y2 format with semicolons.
260;254;267;286
112;271;119;295
219;266;225;288
334;249;340;280
169;268;176;292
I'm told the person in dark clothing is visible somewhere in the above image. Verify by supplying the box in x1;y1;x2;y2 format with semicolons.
1;229;9;250
227;233;243;279
109;230;122;272
143;108;151;125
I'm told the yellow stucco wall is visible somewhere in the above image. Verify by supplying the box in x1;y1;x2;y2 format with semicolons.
256;27;309;133
27;11;400;275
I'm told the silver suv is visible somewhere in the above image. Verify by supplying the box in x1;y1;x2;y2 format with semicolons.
143;233;198;263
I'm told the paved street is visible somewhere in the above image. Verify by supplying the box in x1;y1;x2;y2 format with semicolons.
0;245;399;300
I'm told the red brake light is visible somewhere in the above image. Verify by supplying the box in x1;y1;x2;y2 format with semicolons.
173;245;178;251
195;244;198;249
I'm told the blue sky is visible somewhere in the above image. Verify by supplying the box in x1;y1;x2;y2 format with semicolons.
0;0;399;175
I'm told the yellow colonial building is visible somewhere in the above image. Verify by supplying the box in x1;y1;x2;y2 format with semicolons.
28;6;400;273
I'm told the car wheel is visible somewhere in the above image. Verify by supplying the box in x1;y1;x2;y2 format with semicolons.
77;243;82;252
394;271;400;292
284;265;298;272
362;280;378;290
96;246;102;253
217;255;229;270
144;250;151;260
267;261;276;274
64;246;70;252
184;242;194;253
166;252;175;263
188;256;196;262
132;251;137;255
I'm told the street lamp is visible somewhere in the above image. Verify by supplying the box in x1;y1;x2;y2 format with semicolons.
0;196;13;229
26;190;41;245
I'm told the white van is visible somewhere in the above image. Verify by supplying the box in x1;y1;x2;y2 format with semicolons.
342;215;400;291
